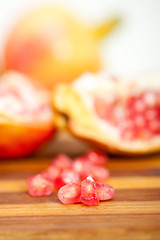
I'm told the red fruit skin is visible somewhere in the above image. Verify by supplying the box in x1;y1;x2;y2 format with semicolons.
42;165;61;183
84;149;107;166
27;174;53;197
58;183;81;204
89;166;110;182
52;154;72;170
54;169;80;189
80;176;99;206
0;124;55;159
96;182;115;201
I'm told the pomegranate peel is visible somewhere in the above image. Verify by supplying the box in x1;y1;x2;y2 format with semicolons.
52;72;160;155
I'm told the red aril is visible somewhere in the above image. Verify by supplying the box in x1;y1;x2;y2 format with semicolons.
84;149;107;165
96;182;115;201
89;166;110;182
58;183;81;204
27;174;53;196
72;156;90;179
42;165;60;183
52;154;72;170
80;176;99;206
54;169;80;189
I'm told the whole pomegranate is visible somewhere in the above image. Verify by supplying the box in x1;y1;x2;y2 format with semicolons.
0;71;55;159
4;6;118;88
52;71;160;155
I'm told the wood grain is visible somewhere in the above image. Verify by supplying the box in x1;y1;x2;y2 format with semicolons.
0;154;160;239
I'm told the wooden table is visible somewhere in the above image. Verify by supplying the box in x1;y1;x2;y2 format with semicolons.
0;155;160;239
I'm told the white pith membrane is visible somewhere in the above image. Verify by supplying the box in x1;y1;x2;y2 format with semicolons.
72;72;160;153
0;71;53;124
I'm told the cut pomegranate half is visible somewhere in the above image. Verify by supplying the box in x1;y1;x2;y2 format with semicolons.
0;71;55;158
52;71;160;154
27;174;53;196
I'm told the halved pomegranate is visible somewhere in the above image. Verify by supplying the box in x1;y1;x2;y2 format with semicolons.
0;71;55;158
52;71;160;154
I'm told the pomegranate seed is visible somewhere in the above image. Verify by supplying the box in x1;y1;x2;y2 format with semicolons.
80;176;99;206
73;157;90;178
94;89;160;141
27;174;53;197
52;154;72;170
42;165;60;183
121;127;136;141
84;149;107;165
54;169;80;189
58;183;81;204
54;177;65;190
96;182;115;201
90;166;110;182
142;91;157;107
94;98;108;119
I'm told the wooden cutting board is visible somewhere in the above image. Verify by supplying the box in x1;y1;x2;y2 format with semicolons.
0;155;160;240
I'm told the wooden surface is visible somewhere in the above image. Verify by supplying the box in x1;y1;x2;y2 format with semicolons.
0;155;160;240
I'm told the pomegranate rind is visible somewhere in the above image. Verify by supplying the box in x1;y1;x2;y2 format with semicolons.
52;72;160;155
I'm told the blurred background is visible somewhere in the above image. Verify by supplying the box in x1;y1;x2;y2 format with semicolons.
0;0;160;157
0;0;160;77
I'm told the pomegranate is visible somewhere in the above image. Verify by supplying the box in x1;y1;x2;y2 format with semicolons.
58;183;81;204
27;174;53;197
52;71;160;154
54;169;80;189
0;71;55;158
80;176;99;206
52;154;72;170
4;6;119;88
42;165;61;183
96;182;115;201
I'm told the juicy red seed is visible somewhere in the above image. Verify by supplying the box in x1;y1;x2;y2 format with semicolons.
89;166;110;182
84;149;107;165
80;176;99;206
54;177;65;189
52;154;72;170
96;182;115;201
61;169;80;184
58;183;81;204
95;90;160;141
54;169;80;189
42;165;61;183
73;157;90;177
27;174;53;197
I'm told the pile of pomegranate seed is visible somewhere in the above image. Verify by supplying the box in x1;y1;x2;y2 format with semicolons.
27;150;115;206
94;90;160;141
58;176;115;206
